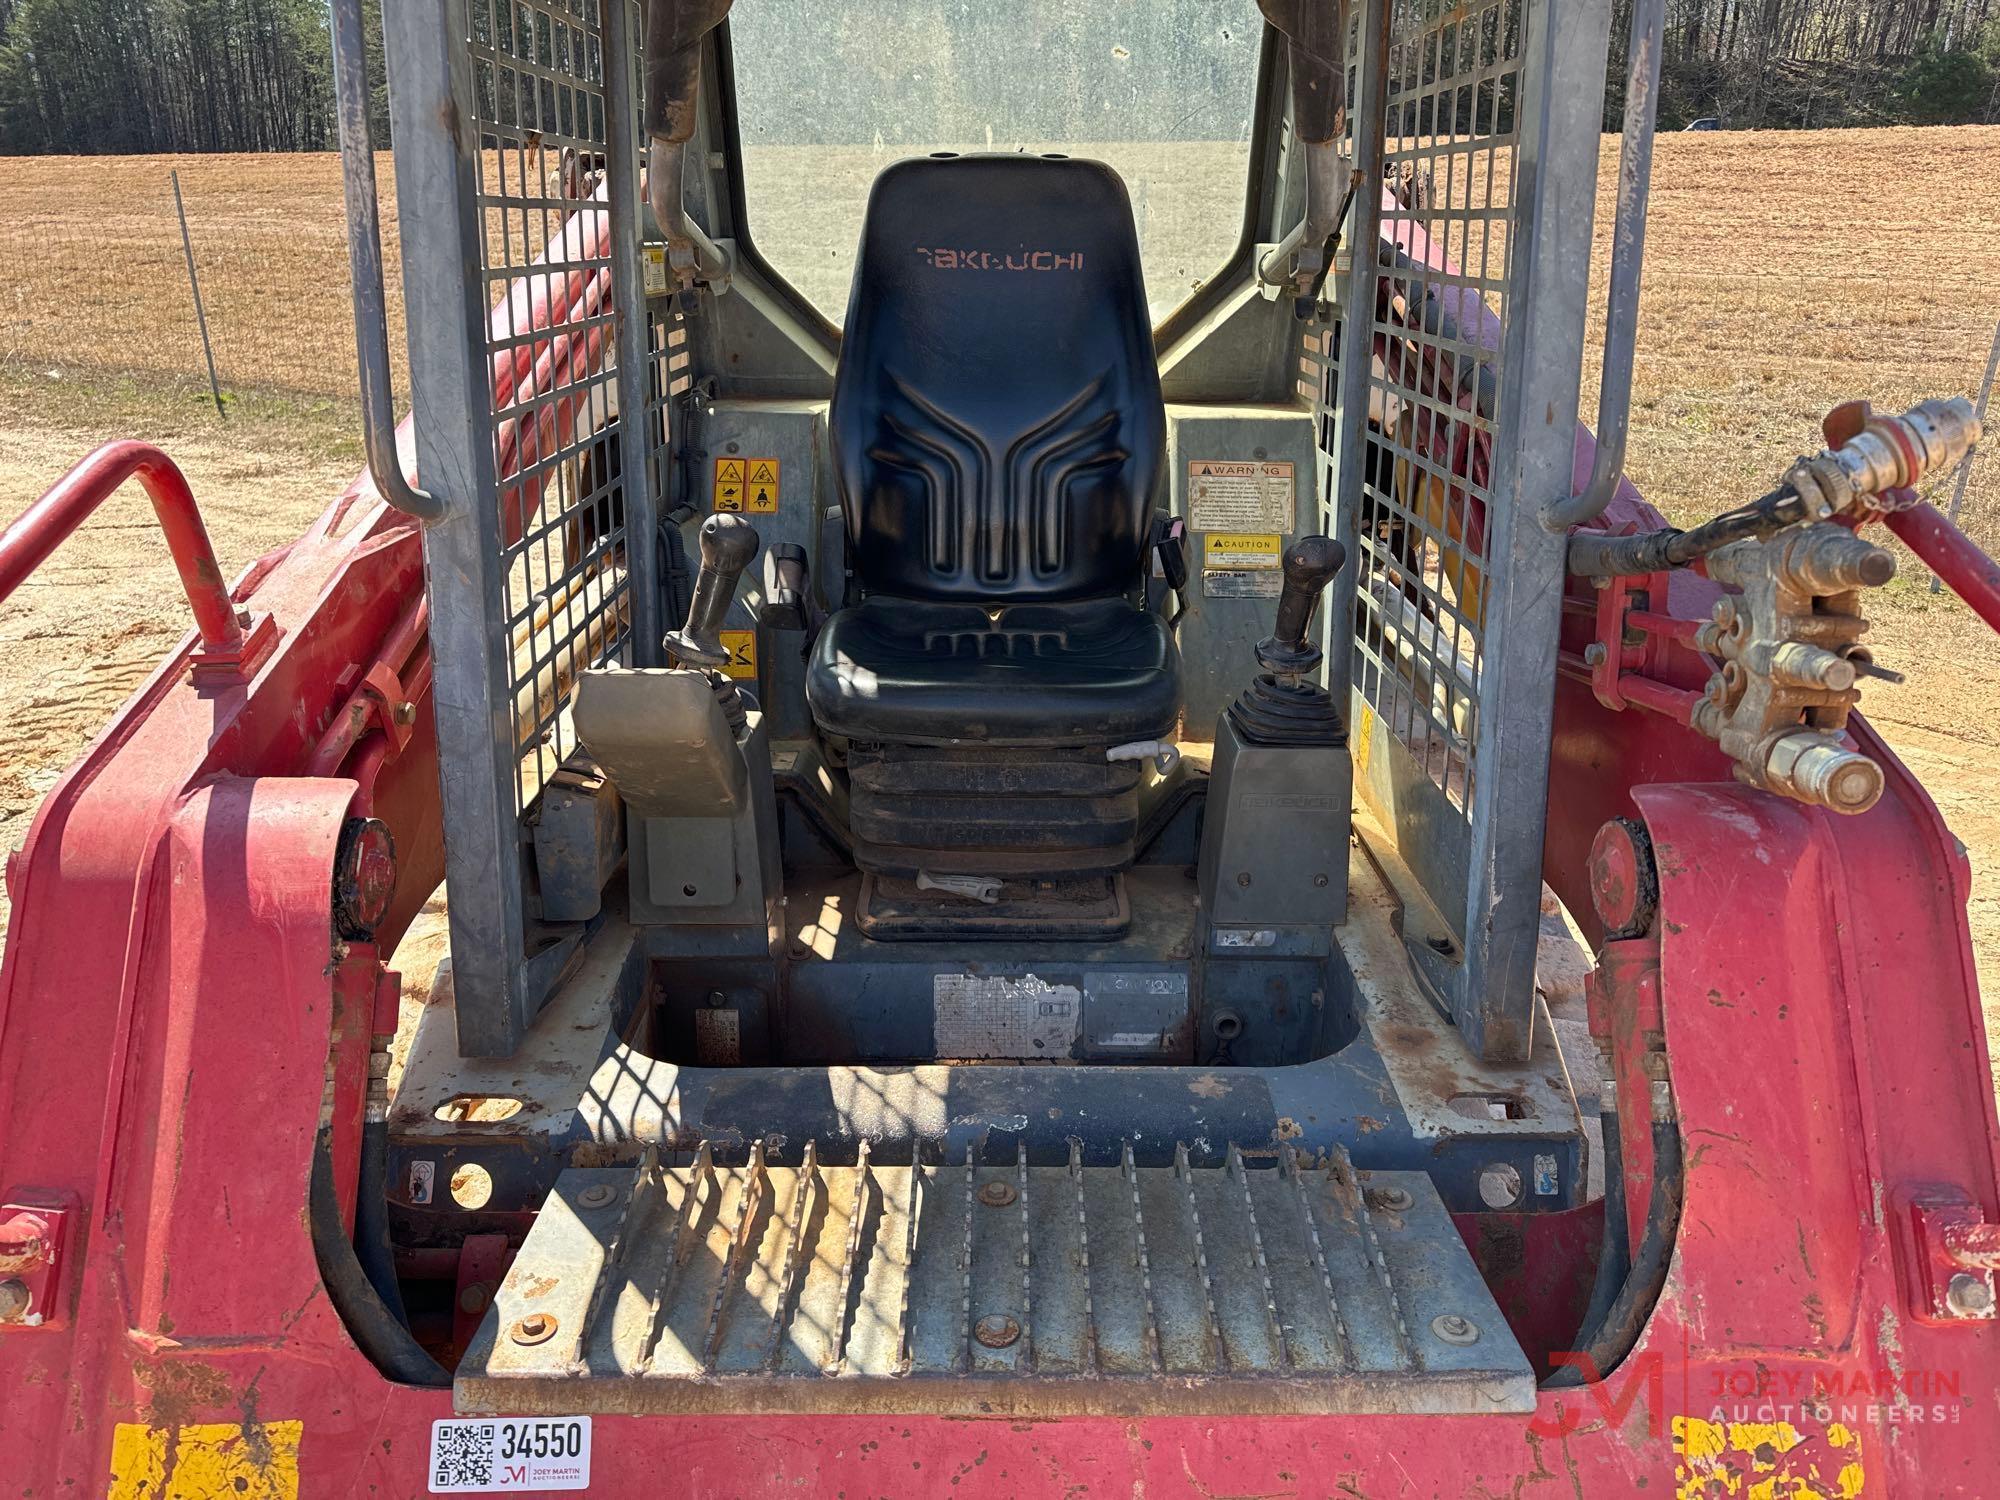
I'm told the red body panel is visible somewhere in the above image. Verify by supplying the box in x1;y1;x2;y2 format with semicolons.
2;426;1997;1492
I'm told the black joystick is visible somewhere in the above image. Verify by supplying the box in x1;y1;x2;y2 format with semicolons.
663;513;759;669
1229;534;1347;746
1257;535;1346;681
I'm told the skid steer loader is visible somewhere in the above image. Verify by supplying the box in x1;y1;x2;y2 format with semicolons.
2;0;1997;1492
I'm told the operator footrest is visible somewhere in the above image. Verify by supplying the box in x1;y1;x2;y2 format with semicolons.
456;1140;1535;1416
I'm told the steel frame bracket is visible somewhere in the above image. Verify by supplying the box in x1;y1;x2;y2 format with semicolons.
0;1192;80;1331
1898;1186;2000;1326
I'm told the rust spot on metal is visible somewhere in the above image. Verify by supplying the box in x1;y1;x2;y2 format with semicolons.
132;1360;236;1426
972;1314;1021;1349
510;1311;559;1345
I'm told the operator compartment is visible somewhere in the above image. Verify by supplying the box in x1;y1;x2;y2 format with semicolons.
375;0;1592;1419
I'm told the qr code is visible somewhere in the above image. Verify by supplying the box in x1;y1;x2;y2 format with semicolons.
432;1421;494;1490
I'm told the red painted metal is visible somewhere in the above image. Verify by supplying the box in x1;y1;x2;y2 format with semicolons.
453;1233;515;1362
0;440;246;654
1883;502;2000;632
1900;1188;2000;1326
0;1195;76;1330
0;424;1990;1493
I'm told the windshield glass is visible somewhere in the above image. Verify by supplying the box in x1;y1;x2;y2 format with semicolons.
728;0;1263;327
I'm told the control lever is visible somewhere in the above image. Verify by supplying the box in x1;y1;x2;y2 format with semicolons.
663;512;758;668
1230;533;1347;746
1257;535;1346;681
757;542;823;633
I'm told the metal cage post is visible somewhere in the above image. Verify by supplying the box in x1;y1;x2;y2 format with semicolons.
1326;0;1611;1060
387;0;656;1056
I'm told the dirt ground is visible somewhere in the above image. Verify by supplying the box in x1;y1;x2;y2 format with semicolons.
0;128;1996;1059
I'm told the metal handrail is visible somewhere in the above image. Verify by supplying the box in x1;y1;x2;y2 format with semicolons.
329;0;445;525
1543;0;1665;532
0;441;244;650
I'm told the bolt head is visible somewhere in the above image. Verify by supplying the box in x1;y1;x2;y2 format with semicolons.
1368;1186;1415;1212
1313;873;1329;888
577;1183;617;1209
1236;872;1252;888
458;1283;491;1316
0;1212;48;1276
509;1311;560;1346
973;1314;1021;1349
0;1278;29;1323
977;1181;1018;1208
1947;1272;1994;1317
1431;1312;1479;1345
1582;642;1609;667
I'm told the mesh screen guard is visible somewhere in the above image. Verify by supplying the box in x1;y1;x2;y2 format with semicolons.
389;0;672;1055
1311;0;1611;1059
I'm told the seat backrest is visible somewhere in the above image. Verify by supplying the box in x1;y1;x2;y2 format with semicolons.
830;154;1166;604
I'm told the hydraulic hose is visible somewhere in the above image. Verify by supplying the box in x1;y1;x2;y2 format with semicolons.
1546;1117;1683;1387
309;1131;447;1387
1571;1105;1631;1354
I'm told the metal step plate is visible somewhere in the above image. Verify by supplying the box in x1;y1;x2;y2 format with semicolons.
456;1141;1535;1416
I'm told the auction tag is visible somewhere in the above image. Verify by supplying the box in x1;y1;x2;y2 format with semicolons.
429;1417;592;1492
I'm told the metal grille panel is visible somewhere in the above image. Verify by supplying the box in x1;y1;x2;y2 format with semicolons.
469;0;631;813
390;0;668;1054
1353;0;1521;832
1317;0;1608;1058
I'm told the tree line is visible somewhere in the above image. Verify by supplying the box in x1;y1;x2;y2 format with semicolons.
0;0;1992;155
1612;0;1998;125
0;0;388;154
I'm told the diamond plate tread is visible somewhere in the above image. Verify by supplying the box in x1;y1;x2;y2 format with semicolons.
456;1140;1535;1416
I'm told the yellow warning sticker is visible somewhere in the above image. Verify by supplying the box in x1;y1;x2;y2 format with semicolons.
715;456;780;512
713;457;746;511
109;1420;303;1499
718;628;758;680
744;457;780;512
1202;532;1282;570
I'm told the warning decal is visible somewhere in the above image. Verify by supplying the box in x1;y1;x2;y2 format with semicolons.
933;972;1081;1059
1202;532;1282;570
1188;459;1296;532
718;628;757;680
714;457;780;512
713;457;744;510
1204;569;1283;599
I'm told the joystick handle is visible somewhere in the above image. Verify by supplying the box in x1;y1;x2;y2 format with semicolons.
1257;534;1345;677
663;513;759;668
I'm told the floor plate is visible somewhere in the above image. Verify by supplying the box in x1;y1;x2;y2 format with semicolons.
456;1140;1536;1416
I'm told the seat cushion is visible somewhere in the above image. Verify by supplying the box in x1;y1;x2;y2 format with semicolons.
806;596;1181;747
830;154;1166;603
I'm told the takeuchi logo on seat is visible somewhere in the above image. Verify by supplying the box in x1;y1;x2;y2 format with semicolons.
913;247;1088;271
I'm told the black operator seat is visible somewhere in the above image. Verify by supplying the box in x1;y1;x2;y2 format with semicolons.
806;153;1181;755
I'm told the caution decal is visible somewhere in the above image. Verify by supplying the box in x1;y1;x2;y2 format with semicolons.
714;456;780;513
718;629;757;680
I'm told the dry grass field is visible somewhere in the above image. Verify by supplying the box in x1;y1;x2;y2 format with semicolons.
0;128;1996;1022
